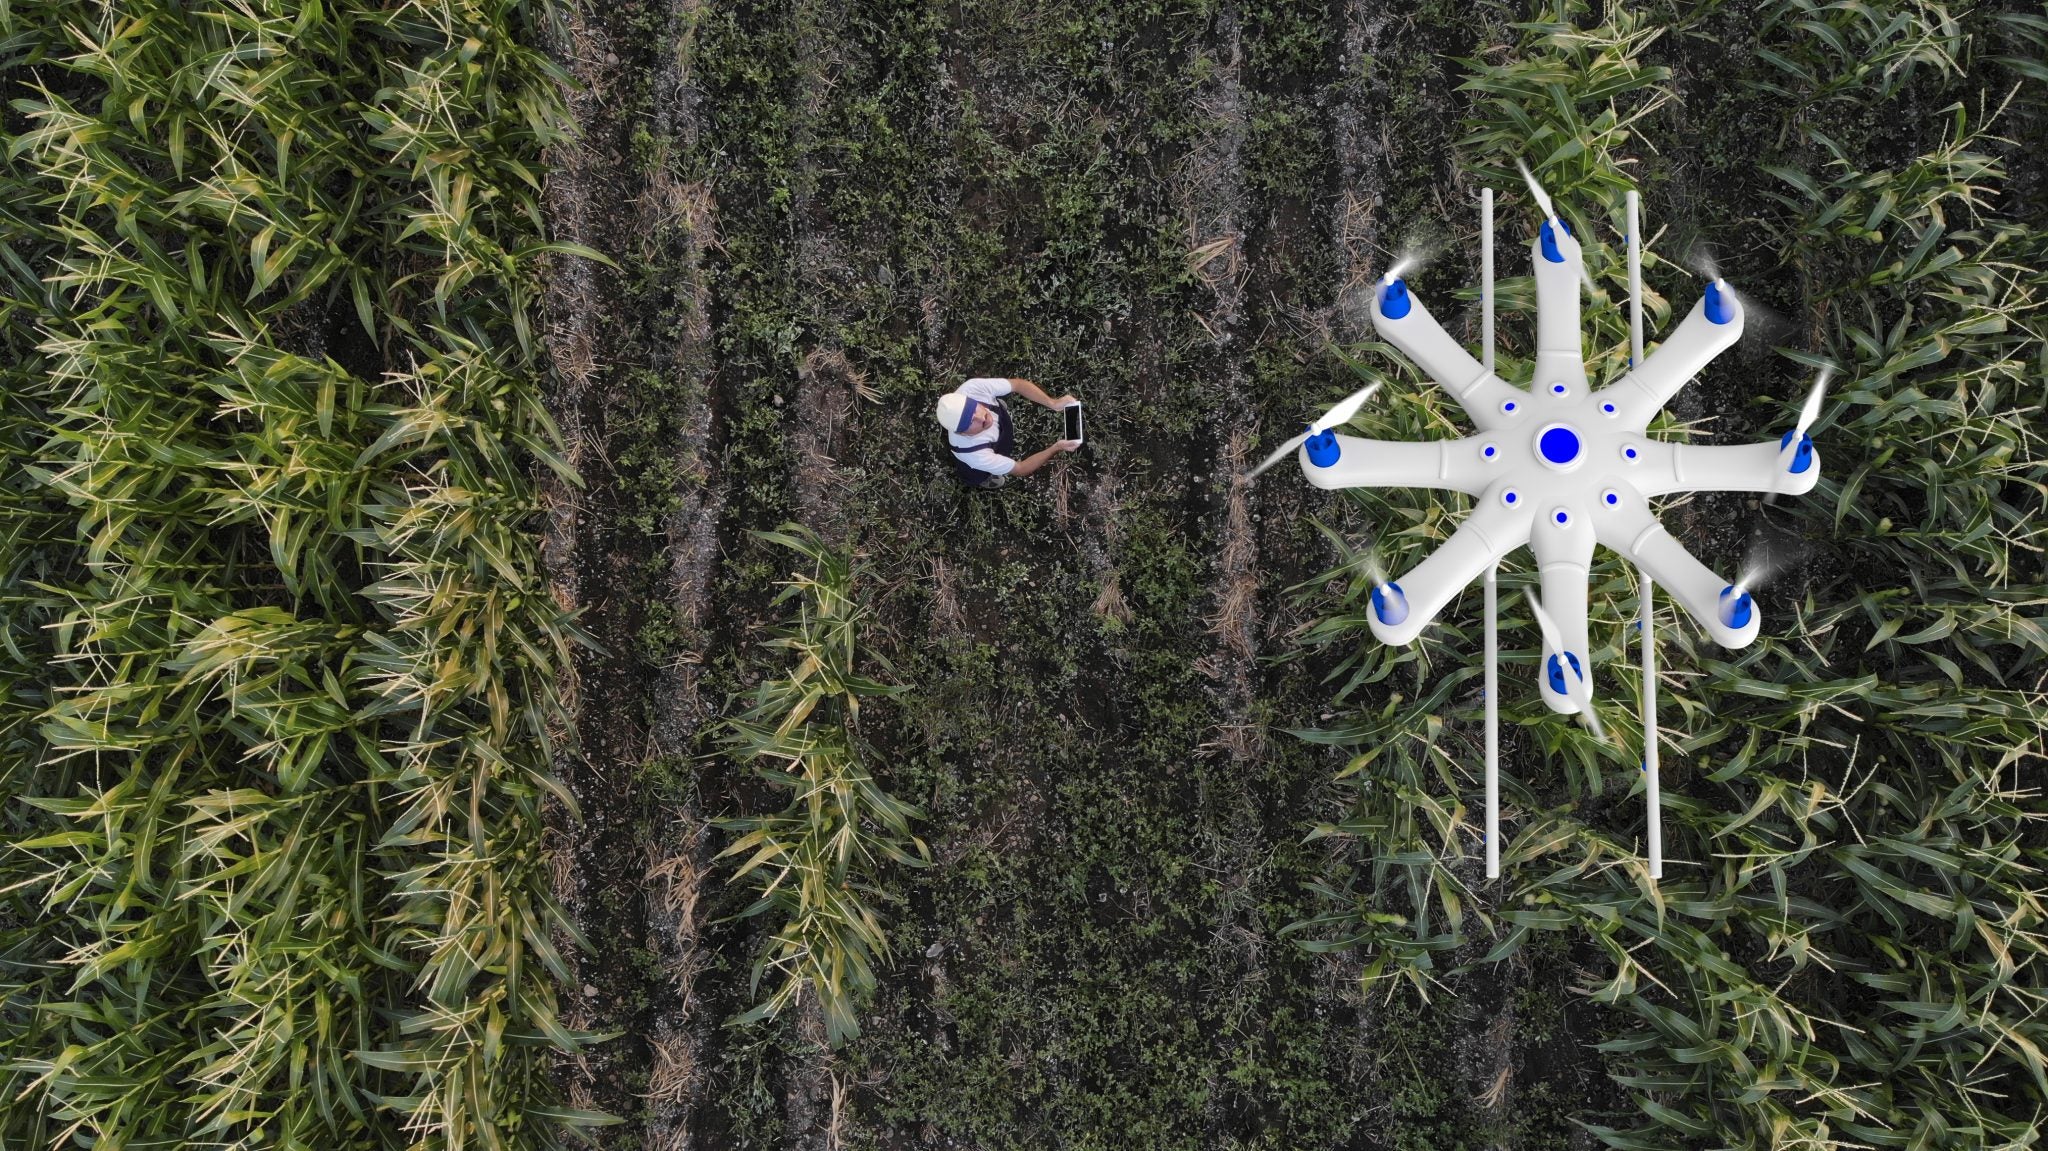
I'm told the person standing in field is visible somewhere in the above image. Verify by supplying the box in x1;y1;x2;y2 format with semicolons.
935;376;1081;488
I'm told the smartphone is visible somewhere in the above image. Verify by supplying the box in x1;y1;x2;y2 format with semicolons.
1064;403;1085;443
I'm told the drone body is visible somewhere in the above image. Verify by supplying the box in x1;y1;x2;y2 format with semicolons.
1297;218;1820;717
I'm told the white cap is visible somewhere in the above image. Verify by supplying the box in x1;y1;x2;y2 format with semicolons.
935;392;970;433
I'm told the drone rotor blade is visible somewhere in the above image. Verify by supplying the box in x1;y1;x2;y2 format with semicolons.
1514;158;1592;292
1362;547;1387;589
1795;368;1831;436
1516;157;1557;223
1311;382;1382;435
1769;368;1831;500
1245;431;1311;481
1527;589;1564;654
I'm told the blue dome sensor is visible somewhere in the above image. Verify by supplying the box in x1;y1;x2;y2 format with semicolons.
1538;426;1581;464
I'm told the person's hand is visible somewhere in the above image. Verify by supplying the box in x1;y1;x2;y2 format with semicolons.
1054;439;1083;453
1051;394;1080;409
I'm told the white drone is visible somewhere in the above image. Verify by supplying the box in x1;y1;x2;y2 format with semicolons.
1257;176;1825;880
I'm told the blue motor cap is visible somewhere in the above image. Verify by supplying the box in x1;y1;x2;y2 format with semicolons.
1304;426;1341;468
1540;217;1575;263
1778;429;1815;473
1371;581;1409;626
1705;280;1735;325
1719;585;1754;628
1379;277;1411;319
1546;651;1584;694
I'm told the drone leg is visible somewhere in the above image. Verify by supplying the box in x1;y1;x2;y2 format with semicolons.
1482;189;1502;882
1628;190;1663;883
1371;289;1528;431
1528;501;1597;715
1594;498;1761;649
1641;572;1662;880
1484;561;1500;880
1627;190;1644;369
1482;188;1496;374
1369;498;1532;647
1301;435;1491;496
1596;290;1746;425
1635;442;1822;499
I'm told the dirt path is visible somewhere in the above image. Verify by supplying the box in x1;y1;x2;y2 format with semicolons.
539;3;722;1147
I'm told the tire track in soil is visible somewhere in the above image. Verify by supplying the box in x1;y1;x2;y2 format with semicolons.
775;3;864;1144
1180;5;1283;1138
540;3;721;1147
1312;4;1397;1117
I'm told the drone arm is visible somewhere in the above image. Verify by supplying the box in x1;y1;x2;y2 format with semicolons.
1531;231;1587;389
1594;497;1760;648
1370;496;1533;646
1371;290;1526;431
1527;504;1597;715
1300;435;1491;496
1599;292;1745;425
1633;441;1823;498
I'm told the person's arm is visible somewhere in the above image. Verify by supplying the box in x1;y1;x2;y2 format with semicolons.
1006;378;1078;410
1006;439;1082;477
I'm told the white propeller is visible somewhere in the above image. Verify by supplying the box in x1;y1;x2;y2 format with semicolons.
1728;531;1794;607
1527;591;1606;742
1361;546;1388;589
1517;158;1596;294
1516;157;1557;225
1244;381;1381;481
1768;367;1830;502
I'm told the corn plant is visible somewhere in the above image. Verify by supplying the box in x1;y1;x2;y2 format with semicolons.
0;2;610;1146
716;525;929;1049
1294;2;2048;1147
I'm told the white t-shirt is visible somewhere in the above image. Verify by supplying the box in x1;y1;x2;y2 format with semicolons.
946;377;1016;475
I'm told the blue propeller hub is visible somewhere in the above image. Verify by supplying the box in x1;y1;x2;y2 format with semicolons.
1705;280;1735;325
1778;429;1814;473
1304;426;1341;467
1379;277;1412;319
1546;651;1584;694
1540;217;1574;263
1372;582;1409;626
1719;585;1753;628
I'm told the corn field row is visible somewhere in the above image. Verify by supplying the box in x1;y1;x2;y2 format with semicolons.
1297;2;2047;1148
0;2;606;1146
715;526;929;1050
